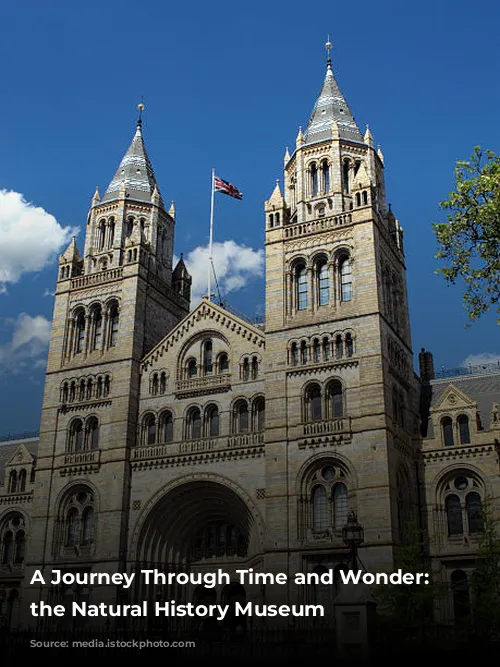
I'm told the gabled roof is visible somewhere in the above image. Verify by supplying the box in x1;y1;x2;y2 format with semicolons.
101;120;165;208
0;438;38;488
142;297;265;371
304;59;363;145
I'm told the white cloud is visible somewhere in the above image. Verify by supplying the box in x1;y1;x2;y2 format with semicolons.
462;353;500;368
0;190;77;291
0;313;51;375
43;288;56;297
175;240;264;305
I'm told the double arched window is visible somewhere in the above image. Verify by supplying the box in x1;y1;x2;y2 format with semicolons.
443;474;484;537
305;464;350;534
339;256;352;302
441;414;471;447
296;263;308;311
62;488;96;550
1;514;26;566
304;380;344;422
316;258;330;306
67;417;99;452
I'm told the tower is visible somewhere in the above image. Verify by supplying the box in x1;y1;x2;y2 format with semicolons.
263;42;418;599
23;108;191;617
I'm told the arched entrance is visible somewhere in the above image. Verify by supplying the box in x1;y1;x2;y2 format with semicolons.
134;479;261;629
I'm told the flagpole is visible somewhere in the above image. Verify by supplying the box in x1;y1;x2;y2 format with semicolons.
208;168;215;301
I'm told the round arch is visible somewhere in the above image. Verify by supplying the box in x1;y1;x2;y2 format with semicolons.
130;474;264;564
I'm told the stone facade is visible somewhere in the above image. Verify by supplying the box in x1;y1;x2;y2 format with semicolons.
0;51;499;631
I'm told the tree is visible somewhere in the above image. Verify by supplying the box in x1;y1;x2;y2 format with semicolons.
433;146;500;323
470;500;500;637
376;521;443;626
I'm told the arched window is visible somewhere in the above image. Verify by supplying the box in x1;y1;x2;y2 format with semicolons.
300;340;308;364
335;334;343;359
446;495;463;535
356;192;361;207
362;191;368;205
342;159;350;194
310;163;318;196
269;213;274;227
187;358;197;378
187;408;202;440
242;358;250;381
159;411;174;443
160;372;167;393
345;333;354;357
291;342;298;366
18;469;27;493
98;221;106;250
333;483;348;530
219;353;229;373
67;508;80;546
327;380;343;419
296;264;308;310
86;379;93;400
151;373;159;394
143;414;156;445
234;400;249;433
70;420;84;452
306;383;322;422
96;377;102;398
103;375;110;396
109;304;119;347
92;307;102;351
79;379;85;401
466;492;483;533
317;260;330;306
82;508;95;546
75;312;86;354
340;257;352;302
2;532;13;564
251;356;258;379
313;339;320;363
9;471;17;494
322;337;330;361
14;531;25;564
254;398;265;431
312;486;328;531
1;515;27;567
458;415;470;445
108;219;115;247
60;489;96;554
206;405;220;437
62;382;69;403
442;417;454;446
87;418;99;450
451;570;470;622
322;160;330;193
125;218;134;237
203;340;213;375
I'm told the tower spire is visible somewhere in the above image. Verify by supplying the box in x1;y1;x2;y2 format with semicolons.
137;99;144;128
325;37;333;70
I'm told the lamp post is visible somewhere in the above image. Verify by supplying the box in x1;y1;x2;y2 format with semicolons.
342;511;364;571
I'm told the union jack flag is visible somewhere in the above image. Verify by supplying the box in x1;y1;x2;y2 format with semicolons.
214;175;243;200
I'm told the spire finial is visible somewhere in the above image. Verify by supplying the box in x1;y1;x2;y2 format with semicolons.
325;37;333;70
137;98;145;128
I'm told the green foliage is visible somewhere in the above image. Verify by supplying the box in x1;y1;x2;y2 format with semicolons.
470;501;500;633
433;146;500;323
376;521;443;625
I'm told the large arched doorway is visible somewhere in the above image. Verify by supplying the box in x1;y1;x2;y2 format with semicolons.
134;479;260;629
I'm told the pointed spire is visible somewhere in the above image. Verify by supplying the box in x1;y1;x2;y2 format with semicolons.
284;146;291;164
101;103;164;208
304;41;363;145
60;236;81;263
169;201;175;218
92;186;100;206
268;179;284;203
296;126;305;148
364;124;374;147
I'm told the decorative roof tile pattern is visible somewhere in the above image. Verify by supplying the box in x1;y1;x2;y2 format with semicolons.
304;62;363;145
101;121;164;208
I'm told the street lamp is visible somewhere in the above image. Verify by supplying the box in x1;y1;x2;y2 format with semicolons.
342;511;364;571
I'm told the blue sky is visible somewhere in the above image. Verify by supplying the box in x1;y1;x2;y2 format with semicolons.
0;0;499;435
